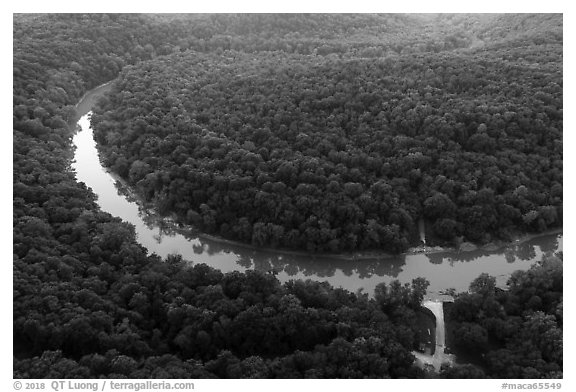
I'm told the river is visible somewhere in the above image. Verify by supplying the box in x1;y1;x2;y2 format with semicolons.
71;83;563;298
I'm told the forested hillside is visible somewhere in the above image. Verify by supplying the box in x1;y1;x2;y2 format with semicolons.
13;13;562;379
91;14;562;253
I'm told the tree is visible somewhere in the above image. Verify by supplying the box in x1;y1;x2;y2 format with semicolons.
469;273;496;297
453;322;489;352
424;192;457;220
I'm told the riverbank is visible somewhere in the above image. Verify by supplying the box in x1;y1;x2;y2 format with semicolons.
407;226;563;256
106;168;563;263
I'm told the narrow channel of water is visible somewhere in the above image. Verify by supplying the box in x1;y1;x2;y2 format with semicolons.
71;85;562;298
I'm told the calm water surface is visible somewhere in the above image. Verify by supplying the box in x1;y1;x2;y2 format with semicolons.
72;84;562;298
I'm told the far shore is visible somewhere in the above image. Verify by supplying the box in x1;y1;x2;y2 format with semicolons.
107;171;563;262
78;81;563;264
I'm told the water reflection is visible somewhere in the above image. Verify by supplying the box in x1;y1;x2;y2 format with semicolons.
110;185;412;281
73;99;562;298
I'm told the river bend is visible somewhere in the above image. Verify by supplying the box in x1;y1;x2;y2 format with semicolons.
71;83;563;298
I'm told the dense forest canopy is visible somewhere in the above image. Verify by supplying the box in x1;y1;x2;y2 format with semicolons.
13;13;562;379
442;252;562;378
91;14;562;253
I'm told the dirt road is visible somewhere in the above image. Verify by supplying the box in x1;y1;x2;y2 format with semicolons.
412;300;454;372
